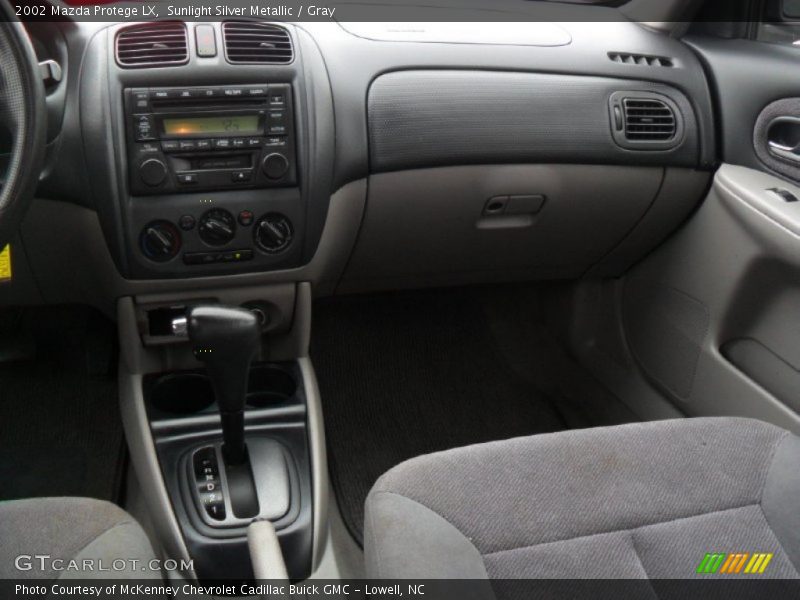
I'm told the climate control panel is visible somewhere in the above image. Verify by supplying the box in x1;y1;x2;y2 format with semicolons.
138;209;296;267
130;187;301;278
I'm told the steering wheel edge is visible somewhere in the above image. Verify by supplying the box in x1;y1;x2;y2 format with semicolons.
0;2;47;249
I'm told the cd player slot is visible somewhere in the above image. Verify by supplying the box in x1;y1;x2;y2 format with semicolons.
151;98;268;111
170;154;252;172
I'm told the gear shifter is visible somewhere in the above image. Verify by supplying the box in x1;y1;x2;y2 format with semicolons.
187;305;260;465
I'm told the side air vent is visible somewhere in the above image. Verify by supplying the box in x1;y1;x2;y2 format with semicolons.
116;22;188;68
609;91;683;150
622;98;677;141
222;22;293;64
609;52;673;68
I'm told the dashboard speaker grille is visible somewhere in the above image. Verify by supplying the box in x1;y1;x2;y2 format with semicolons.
609;52;673;68
115;22;188;68
223;22;293;64
622;98;677;141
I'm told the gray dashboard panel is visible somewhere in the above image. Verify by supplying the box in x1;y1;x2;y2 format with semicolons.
368;70;699;172
299;20;716;188
339;164;664;293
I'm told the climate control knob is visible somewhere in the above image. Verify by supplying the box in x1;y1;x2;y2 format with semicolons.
139;158;168;187
198;209;236;247
254;214;293;254
261;153;289;180
140;221;181;262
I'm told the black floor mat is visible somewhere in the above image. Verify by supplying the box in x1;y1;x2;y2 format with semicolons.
0;306;125;502
312;285;631;545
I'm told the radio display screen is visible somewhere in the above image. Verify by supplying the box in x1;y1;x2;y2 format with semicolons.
162;115;261;136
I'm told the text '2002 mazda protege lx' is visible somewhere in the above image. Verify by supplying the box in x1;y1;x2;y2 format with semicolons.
1;0;800;598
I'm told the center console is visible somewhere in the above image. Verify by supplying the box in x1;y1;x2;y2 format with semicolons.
80;22;335;282
145;360;314;581
97;22;334;583
118;284;325;583
121;83;305;279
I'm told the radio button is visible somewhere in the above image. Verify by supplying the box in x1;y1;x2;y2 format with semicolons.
175;89;195;100
133;91;150;110
262;153;289;180
139;142;160;154
269;110;287;121
134;115;155;141
247;138;264;148
269;90;286;107
248;87;268;97
267;110;288;135
139;158;167;187
150;89;171;100
223;88;244;97
196;139;213;151
232;138;247;149
161;140;180;153
214;138;232;149
178;140;197;151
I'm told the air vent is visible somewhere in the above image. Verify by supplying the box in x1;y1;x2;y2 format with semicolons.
609;52;673;68
622;98;677;141
116;23;188;68
223;22;293;64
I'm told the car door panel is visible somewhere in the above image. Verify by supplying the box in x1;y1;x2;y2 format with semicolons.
615;23;800;431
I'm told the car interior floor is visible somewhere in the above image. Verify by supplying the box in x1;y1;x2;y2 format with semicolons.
311;283;640;545
0;305;125;503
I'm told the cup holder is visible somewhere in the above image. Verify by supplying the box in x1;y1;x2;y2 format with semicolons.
247;366;297;408
150;373;215;415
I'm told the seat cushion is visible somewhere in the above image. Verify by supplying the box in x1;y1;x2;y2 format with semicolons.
364;417;800;584
0;497;161;580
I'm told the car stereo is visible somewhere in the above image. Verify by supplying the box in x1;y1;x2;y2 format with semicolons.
124;84;297;195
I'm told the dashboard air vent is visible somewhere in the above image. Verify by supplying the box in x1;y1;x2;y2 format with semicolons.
223;22;293;64
622;98;677;141
116;22;188;68
609;52;673;68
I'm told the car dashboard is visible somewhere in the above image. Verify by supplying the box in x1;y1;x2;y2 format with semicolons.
14;14;716;307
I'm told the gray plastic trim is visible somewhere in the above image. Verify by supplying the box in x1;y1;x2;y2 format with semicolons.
619;164;800;434
368;70;699;173
723;338;800;414
339;164;666;293
338;21;571;46
298;355;329;573
118;297;195;578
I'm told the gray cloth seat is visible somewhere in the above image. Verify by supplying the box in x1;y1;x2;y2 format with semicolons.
364;417;800;584
0;497;161;580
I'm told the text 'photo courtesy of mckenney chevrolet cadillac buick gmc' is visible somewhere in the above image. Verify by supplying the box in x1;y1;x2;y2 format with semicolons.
1;0;800;598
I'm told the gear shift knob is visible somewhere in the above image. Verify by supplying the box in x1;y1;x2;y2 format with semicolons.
187;305;260;465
